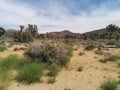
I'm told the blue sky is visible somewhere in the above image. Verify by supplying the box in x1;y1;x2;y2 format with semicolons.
0;0;120;33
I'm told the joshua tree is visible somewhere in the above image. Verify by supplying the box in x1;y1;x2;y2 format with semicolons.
106;24;119;39
28;24;38;38
0;27;5;37
19;25;24;42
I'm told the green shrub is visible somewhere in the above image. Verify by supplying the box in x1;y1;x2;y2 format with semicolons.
47;77;56;84
85;44;95;50
117;62;120;67
79;52;85;56
0;45;7;52
60;57;69;66
14;31;33;43
99;55;119;63
16;63;43;83
101;78;118;90
77;66;83;72
106;55;119;62
48;64;60;77
0;55;25;70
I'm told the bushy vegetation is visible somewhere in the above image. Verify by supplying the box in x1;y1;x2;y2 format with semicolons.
14;31;33;43
99;55;120;63
77;66;83;72
47;64;60;77
101;78;118;90
0;45;7;52
16;63;43;83
0;55;25;70
85;44;95;50
47;77;56;84
25;42;73;66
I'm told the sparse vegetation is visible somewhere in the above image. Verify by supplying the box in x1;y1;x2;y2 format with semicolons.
47;77;56;84
77;66;83;72
79;52;85;56
99;55;120;63
85;44;95;50
101;78;118;90
47;64;60;77
0;45;7;52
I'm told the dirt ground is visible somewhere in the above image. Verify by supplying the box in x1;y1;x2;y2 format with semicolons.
3;44;120;90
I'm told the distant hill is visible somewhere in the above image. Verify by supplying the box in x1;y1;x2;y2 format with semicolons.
44;30;82;39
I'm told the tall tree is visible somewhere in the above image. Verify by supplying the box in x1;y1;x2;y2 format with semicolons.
0;27;5;37
106;24;119;39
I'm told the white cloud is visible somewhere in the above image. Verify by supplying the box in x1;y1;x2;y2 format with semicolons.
0;0;120;33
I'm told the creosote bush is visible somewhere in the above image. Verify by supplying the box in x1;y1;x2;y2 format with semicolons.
47;77;56;84
16;63;43;83
99;55;120;63
101;78;118;90
85;44;95;50
0;55;25;70
47;64;60;77
25;42;73;66
0;45;7;52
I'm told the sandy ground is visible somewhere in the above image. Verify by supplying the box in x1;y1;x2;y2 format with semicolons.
6;45;120;90
0;44;26;58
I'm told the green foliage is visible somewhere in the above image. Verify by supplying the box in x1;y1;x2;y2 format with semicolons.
47;77;56;84
85;44;95;50
16;63;43;83
101;78;118;90
25;42;56;63
60;57;69;66
14;31;33;43
0;45;7;52
0;70;12;90
0;27;5;37
106;24;119;40
117;62;120;67
48;64;60;77
99;55;119;63
106;40;117;45
79;52;85;56
77;66;83;72
0;55;25;70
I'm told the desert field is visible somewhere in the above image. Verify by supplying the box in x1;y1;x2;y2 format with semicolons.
0;42;119;90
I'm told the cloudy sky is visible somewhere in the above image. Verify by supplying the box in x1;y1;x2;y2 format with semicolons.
0;0;120;33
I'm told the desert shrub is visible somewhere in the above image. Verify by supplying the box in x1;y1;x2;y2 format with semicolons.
0;55;25;70
99;55;119;63
47;64;60;77
25;42;57;63
77;66;83;72
47;77;56;84
14;31;33;43
25;42;72;65
117;62;120;67
101;78;118;90
85;44;95;50
16;63;43;83
106;40;116;45
106;55;119;62
0;27;5;37
0;70;12;90
95;50;103;55
60;56;69;66
79;52;85;56
0;45;7;52
99;59;107;63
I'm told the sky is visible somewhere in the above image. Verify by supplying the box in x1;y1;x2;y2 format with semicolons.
0;0;120;33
